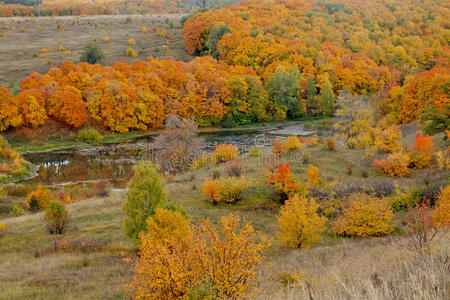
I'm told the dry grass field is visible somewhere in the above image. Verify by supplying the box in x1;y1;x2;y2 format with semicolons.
0;14;192;86
1;127;448;299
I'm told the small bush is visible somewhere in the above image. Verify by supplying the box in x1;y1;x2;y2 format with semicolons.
128;38;136;46
123;161;167;242
278;194;327;248
306;165;321;185
386;186;424;212
213;143;239;163
218;176;249;204
45;201;68;234
249;147;260;157
326;137;336;151
408;132;434;169
372;125;402;153
302;151;311;164
77;128;103;143
408;150;432;169
212;168;221;179
224;160;244;177
268;163;298;203
126;47;137;57
202;178;221;205
299;135;319;147
372;152;410;177
283;136;303;151
406;201;442;253
12;204;23;216
80;42;105;64
202;177;249;204
26;185;51;211
332;193;393;238
271;137;284;156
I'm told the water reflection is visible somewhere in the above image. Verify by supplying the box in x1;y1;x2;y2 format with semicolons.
23;130;278;185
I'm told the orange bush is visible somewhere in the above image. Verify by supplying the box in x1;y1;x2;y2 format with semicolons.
415;132;434;152
213;143;239;163
408;132;435;169
332;193;393;238
271;137;284;156
433;186;450;228
268;163;298;202
372;152;410;177
202;178;221;204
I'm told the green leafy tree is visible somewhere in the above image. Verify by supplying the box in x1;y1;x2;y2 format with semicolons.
80;42;105;64
420;105;450;137
206;23;230;58
123;161;167;241
45;201;68;235
320;77;335;116
266;65;303;119
306;74;322;116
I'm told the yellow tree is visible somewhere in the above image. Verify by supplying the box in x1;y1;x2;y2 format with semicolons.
0;87;22;131
277;194;327;249
130;214;270;299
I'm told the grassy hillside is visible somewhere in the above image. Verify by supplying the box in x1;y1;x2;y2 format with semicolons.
1;128;448;299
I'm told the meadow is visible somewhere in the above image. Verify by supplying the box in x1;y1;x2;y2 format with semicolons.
0;14;191;86
0;123;448;299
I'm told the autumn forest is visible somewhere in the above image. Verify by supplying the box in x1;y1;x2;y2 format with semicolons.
0;0;449;299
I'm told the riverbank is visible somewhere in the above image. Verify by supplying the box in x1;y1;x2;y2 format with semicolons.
10;118;329;154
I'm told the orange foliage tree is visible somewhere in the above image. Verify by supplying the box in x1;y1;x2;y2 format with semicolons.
129;214;270;299
268;163;298;203
0;87;22;131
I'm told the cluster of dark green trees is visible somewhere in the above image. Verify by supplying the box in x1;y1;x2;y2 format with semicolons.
223;65;335;127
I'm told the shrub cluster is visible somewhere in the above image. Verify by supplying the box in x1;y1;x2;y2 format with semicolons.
372;152;410;177
26;185;51;211
77;128;103;143
202;176;249;204
131;214;270;299
283;136;303;151
213;143;239;163
332;193;393;238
